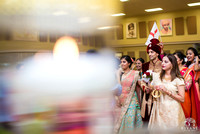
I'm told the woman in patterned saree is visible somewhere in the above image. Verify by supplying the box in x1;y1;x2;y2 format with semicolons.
148;54;185;130
174;52;199;125
114;55;143;134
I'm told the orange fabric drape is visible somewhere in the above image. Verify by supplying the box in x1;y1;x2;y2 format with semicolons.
180;68;192;118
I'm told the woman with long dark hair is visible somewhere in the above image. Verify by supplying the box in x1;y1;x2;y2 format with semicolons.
148;54;185;130
186;47;200;84
136;58;145;76
174;51;200;127
114;55;143;133
135;58;145;106
185;47;200;128
174;52;192;117
186;47;199;68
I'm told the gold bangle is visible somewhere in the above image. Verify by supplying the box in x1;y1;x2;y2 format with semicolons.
152;89;161;98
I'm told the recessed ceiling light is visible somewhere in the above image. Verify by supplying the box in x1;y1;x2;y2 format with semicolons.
145;8;163;12
97;26;112;30
111;13;126;16
120;0;129;2
188;2;200;7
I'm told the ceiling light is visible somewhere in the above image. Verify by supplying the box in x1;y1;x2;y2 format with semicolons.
188;2;200;6
145;8;163;12
97;26;112;30
111;13;125;16
120;0;129;2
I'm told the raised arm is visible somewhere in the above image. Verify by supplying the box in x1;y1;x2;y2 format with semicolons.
194;56;200;71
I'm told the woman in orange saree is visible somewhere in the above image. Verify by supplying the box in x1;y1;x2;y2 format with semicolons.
185;48;200;129
174;52;196;120
174;49;200;129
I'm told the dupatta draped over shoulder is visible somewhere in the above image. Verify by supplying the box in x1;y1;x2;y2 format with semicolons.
114;70;143;133
180;67;193;119
187;64;200;129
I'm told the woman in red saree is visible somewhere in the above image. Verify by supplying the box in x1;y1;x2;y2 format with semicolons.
174;51;200;129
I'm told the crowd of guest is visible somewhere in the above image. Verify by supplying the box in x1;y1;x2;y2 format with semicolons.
114;38;200;133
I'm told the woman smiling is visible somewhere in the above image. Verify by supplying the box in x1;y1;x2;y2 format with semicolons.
114;55;143;133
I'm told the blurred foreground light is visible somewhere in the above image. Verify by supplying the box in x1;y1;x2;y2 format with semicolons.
53;36;79;62
11;49;116;107
10;48;116;133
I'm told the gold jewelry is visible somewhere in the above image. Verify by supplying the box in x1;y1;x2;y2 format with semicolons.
124;69;131;75
152;89;162;98
152;59;159;67
164;76;171;81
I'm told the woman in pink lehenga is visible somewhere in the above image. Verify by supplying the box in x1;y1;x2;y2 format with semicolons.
114;55;143;134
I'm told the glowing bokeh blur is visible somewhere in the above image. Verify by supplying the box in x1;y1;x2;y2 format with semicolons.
53;36;79;63
0;0;122;134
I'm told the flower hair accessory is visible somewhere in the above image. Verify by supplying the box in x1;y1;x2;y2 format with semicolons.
131;58;134;62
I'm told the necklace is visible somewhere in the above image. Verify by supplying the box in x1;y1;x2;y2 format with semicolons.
124;70;131;75
152;59;159;66
164;75;171;81
122;70;131;81
150;59;160;72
